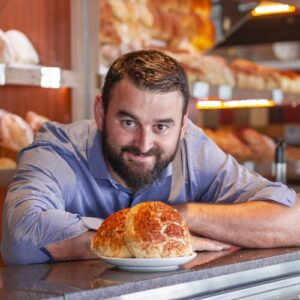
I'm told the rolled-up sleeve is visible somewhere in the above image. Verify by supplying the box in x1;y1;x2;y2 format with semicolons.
187;126;296;207
204;154;296;206
1;144;88;265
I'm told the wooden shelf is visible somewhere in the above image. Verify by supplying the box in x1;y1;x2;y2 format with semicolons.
97;73;300;105
259;60;300;71
191;81;300;105
0;64;77;88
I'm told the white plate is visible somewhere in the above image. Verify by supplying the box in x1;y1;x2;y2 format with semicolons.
100;253;197;272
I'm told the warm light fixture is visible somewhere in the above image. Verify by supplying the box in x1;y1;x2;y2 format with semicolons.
0;64;5;85
40;67;61;88
196;99;275;110
251;1;296;16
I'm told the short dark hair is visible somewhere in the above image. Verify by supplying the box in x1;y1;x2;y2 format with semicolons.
102;49;190;114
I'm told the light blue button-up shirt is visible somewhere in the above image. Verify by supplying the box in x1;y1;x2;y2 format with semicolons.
1;119;296;264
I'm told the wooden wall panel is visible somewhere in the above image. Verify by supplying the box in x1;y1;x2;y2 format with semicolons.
0;86;71;122
0;0;73;233
0;0;72;123
0;0;71;68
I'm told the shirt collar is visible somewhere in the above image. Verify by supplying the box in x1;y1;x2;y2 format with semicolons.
87;127;110;179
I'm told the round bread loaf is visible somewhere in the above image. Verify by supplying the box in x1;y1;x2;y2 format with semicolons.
91;208;133;258
125;202;193;258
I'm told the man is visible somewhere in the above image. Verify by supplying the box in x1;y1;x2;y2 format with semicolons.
2;50;300;265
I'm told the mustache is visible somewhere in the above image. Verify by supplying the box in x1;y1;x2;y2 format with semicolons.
121;146;161;157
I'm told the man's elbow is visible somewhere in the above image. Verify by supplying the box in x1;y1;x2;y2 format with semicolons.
1;236;50;265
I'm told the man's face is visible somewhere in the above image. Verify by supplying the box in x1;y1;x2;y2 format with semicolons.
100;78;187;190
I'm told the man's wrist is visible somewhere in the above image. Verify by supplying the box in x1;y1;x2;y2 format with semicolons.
45;231;97;262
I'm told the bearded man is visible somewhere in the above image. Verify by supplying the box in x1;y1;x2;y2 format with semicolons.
2;50;300;265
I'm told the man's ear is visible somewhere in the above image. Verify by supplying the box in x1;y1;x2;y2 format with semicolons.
94;95;104;131
180;112;188;140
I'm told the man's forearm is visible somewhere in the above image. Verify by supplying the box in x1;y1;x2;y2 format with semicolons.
176;198;300;248
45;231;97;262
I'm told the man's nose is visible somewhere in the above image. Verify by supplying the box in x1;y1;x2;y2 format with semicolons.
134;128;153;154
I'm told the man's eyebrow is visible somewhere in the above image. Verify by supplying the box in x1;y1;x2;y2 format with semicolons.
117;110;175;124
153;118;175;124
117;110;138;120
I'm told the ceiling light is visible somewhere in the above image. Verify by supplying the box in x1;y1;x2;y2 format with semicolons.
196;99;275;110
252;2;296;16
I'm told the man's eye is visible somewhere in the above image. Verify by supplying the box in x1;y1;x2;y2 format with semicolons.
122;120;136;128
156;124;168;132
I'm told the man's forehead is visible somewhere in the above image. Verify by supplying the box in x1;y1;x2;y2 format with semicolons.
107;78;185;116
112;77;182;98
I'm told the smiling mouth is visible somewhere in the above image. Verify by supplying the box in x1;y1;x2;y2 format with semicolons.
126;152;154;163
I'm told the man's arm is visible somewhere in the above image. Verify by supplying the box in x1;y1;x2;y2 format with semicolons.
45;231;97;262
1;146;88;265
176;196;300;248
45;229;233;261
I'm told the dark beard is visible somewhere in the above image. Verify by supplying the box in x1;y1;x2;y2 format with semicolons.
102;129;179;191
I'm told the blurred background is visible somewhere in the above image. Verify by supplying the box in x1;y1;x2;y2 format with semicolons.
1;0;300;191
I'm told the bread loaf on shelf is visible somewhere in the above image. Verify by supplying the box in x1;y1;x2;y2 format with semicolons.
0;110;34;152
238;128;276;163
99;0;215;68
197;55;235;86
0;29;39;64
0;29;15;63
204;127;278;163
204;128;253;161
230;58;300;93
231;59;266;91
279;71;300;94
25;111;49;133
0;157;16;170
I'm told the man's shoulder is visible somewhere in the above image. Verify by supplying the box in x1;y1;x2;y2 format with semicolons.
183;119;220;160
184;119;206;142
34;119;97;150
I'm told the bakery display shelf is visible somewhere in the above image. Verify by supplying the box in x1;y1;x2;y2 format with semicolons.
191;81;300;105
0;64;77;88
99;70;299;105
259;60;300;71
242;160;300;182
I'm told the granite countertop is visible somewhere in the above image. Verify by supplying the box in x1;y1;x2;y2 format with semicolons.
2;247;300;299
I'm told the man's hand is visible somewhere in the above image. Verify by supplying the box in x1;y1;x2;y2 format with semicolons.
45;231;97;262
191;234;232;251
